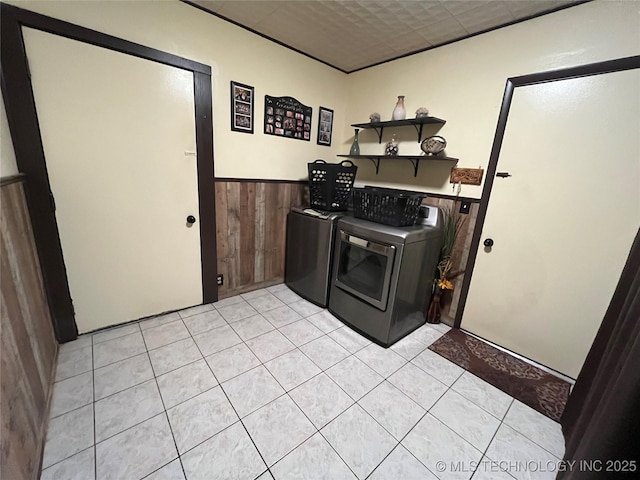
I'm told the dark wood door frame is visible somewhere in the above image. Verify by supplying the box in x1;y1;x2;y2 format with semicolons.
454;54;640;328
0;4;218;342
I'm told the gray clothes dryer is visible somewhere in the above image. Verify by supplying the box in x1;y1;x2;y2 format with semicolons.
328;209;443;346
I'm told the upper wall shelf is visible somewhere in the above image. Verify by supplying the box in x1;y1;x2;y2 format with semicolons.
351;116;446;143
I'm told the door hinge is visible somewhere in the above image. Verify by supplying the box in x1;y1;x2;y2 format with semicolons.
49;192;56;212
496;172;512;178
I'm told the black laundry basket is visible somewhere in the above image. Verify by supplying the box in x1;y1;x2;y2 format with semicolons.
353;187;425;226
307;159;357;211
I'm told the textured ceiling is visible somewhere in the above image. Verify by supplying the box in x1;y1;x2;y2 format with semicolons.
187;0;580;73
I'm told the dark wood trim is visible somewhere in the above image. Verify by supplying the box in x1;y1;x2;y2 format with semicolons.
1;4;217;341
0;174;26;187
181;0;348;74
194;72;218;303
182;0;589;75
454;55;640;328
424;192;481;203
2;3;210;75
214;178;307;184
454;79;514;329
510;55;640;87
1;5;77;343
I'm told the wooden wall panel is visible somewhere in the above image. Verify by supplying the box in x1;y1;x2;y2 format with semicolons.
239;183;255;286
254;183;266;283
1;178;57;480
263;183;279;282
214;179;228;292
226;182;241;292
423;197;480;325
215;180;308;298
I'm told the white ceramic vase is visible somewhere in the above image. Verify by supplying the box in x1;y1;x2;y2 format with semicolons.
392;96;406;120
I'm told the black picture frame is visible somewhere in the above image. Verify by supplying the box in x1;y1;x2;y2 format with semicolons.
264;95;312;141
317;106;333;146
231;81;254;134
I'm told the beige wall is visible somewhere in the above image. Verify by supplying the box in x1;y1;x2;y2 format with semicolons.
5;0;348;181
344;1;640;198
5;1;638;187
0;95;18;178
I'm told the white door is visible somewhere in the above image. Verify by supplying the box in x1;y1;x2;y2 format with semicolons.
24;28;203;333
462;69;640;378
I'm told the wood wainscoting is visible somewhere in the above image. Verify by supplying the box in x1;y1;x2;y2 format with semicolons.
213;182;479;320
1;176;58;480
423;197;480;325
215;180;308;298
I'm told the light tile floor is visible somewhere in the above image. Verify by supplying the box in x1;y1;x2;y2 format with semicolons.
42;284;566;480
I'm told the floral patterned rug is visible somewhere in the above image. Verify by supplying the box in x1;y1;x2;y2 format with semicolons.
428;329;571;422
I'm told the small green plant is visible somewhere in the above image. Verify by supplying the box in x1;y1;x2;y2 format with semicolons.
435;205;466;293
427;204;467;322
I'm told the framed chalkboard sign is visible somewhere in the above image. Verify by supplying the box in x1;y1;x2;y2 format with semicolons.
264;95;312;141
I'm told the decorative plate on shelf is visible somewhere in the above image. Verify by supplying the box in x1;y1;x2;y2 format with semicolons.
421;136;447;155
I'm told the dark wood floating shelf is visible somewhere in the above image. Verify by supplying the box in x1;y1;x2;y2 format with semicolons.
351;116;447;143
337;154;458;177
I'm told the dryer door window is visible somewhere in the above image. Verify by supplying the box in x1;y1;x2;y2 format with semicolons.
335;231;395;311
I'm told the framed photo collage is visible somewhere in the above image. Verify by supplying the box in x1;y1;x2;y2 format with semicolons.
230;82;332;146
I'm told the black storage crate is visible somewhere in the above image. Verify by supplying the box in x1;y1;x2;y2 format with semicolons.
353;187;425;227
308;159;357;211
